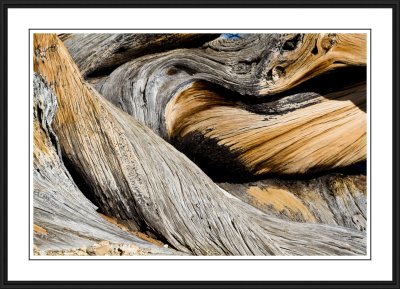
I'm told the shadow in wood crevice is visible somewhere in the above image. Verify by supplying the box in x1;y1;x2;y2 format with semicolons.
247;66;367;112
61;155;102;210
171;128;366;183
170;132;255;183
180;66;366;116
85;34;221;80
62;152;178;249
166;67;366;182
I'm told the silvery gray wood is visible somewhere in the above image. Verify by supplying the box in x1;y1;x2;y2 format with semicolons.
32;34;367;256
33;73;178;255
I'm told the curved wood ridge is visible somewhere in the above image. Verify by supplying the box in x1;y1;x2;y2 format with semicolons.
79;33;366;177
258;33;366;95
60;33;219;78
219;174;367;231
33;73;178;255
34;33;366;256
86;33;367;100
166;81;366;175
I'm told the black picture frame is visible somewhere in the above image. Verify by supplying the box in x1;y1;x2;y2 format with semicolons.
1;1;399;288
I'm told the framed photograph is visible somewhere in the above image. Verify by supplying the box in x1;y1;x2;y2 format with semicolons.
1;1;399;288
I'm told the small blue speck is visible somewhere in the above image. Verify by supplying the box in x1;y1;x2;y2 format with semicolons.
220;33;242;40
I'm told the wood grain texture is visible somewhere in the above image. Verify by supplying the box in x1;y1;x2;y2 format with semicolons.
87;33;366;107
219;174;367;231
166;81;365;175
81;33;366;176
33;73;178;255
61;33;219;78
258;33;366;95
34;33;366;256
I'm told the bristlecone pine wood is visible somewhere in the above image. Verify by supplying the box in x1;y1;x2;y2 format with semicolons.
33;73;179;255
33;33;367;256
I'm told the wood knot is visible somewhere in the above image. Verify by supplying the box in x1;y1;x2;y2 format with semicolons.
271;66;285;81
321;33;337;52
282;34;302;51
166;67;178;75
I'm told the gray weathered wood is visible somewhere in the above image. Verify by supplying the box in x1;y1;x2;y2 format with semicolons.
78;33;366;176
219;174;367;231
61;33;219;78
34;34;366;256
33;72;179;256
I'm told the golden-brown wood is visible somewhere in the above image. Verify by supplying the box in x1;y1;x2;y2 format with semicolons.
33;33;367;256
166;81;366;175
258;33;366;95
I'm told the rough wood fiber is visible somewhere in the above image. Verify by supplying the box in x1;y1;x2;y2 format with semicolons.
81;33;366;176
219;174;367;231
166;81;365;175
61;33;219;78
34;33;366;256
33;73;178;255
257;33;366;95
68;33;365;97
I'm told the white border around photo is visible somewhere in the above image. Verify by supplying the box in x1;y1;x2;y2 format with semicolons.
7;8;392;281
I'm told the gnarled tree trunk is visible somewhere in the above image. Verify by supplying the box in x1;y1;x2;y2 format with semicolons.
32;33;367;256
32;31;368;256
33;73;179;256
81;33;366;178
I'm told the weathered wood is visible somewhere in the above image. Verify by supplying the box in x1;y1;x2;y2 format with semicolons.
80;33;366;177
257;33;366;95
61;33;219;78
76;33;367;98
219;174;367;231
166;81;365;176
34;33;366;256
33;73;179;256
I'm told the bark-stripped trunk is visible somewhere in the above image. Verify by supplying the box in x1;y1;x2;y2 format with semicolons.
219;174;367;231
59;33;219;79
33;73;178;256
32;33;367;256
84;33;366;178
